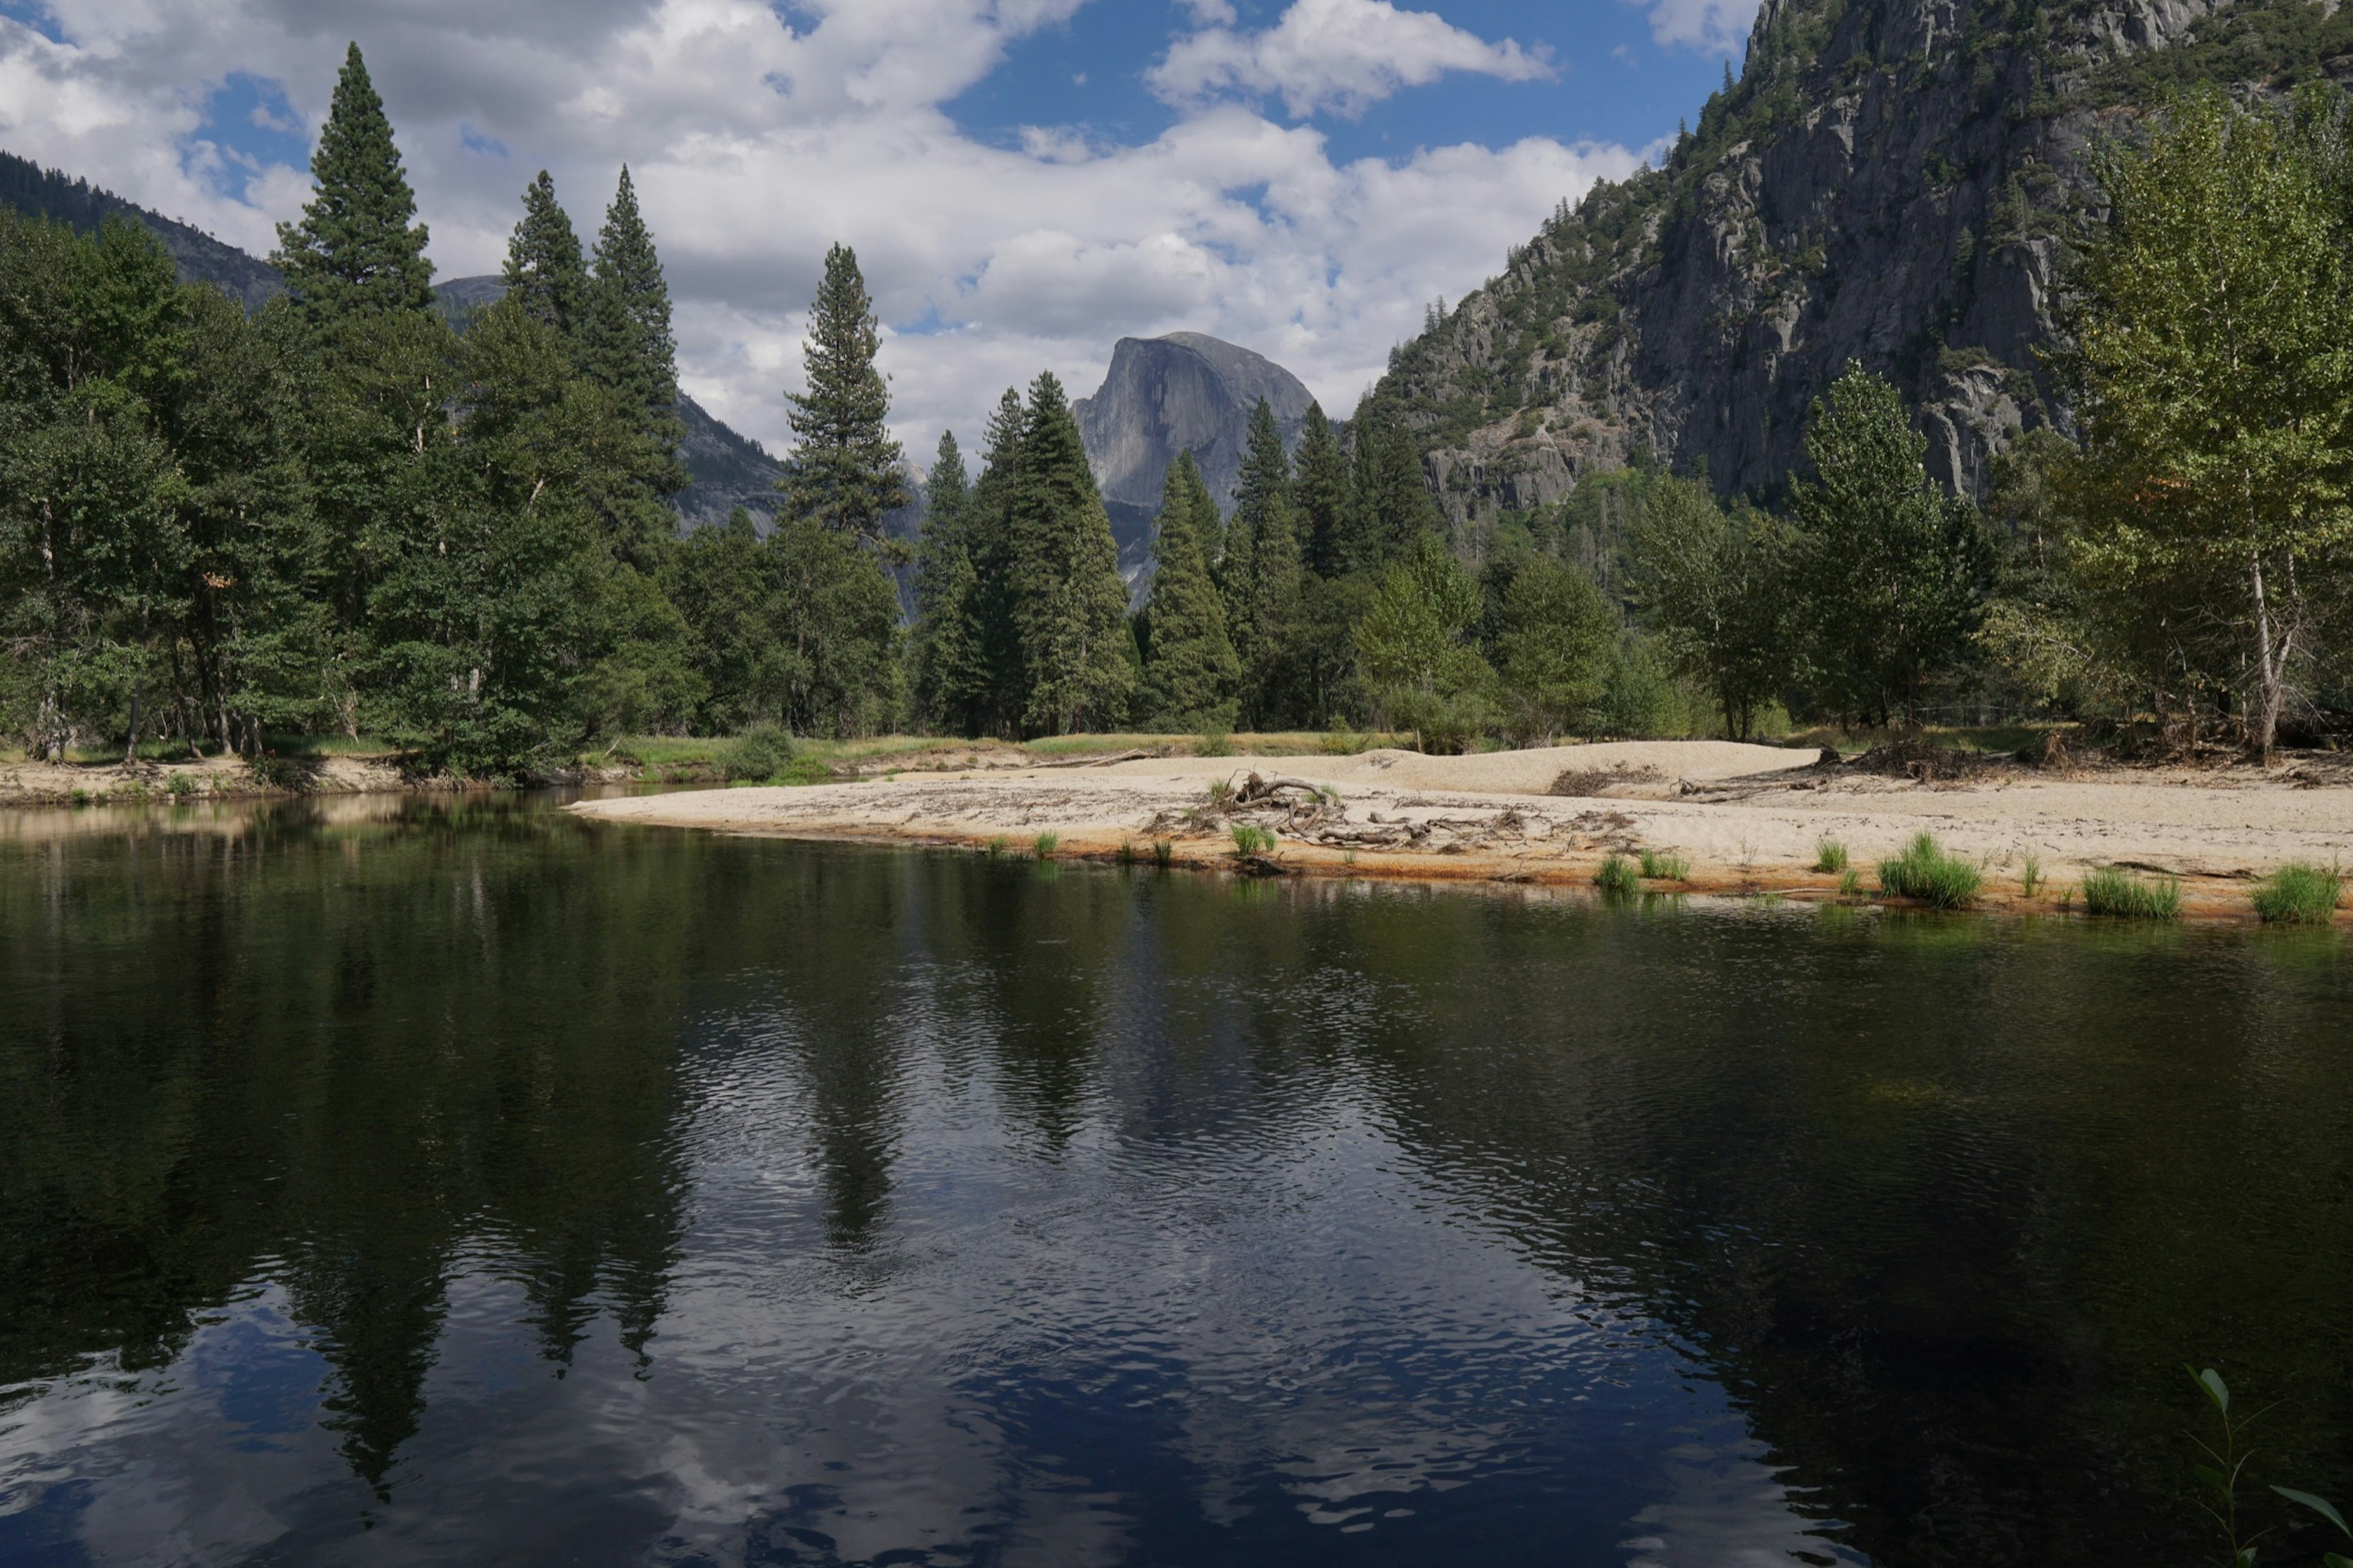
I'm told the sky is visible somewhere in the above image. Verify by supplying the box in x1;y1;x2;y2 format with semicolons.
0;0;1753;460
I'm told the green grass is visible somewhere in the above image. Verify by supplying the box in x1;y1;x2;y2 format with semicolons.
1838;867;1862;898
2020;852;2042;899
1813;839;1849;873
1637;848;1689;881
1033;831;1059;860
1115;841;1137;866
1876;833;1983;909
2253;862;2341;925
1151;838;1175;869
982;835;1012;859
1230;823;1275;857
2080;866;2181;920
1595;853;1639;896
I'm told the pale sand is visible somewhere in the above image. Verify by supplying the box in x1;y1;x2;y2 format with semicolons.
569;741;2353;917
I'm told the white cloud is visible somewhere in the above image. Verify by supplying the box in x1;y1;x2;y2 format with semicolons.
1635;0;1760;53
0;0;1639;461
1148;0;1553;120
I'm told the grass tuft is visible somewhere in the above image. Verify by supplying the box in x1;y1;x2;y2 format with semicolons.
2253;862;2342;925
1838;867;1862;898
1230;822;1275;857
2020;852;2042;899
2080;866;2181;920
1638;848;1690;881
1814;839;1849;873
1033;831;1059;860
982;835;1011;860
1115;841;1137;867
1595;853;1639;896
1151;838;1175;869
1876;833;1982;909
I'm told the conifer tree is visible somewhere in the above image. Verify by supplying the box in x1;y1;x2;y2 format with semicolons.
955;388;1031;735
272;43;435;324
501;172;588;341
579;167;677;420
911;430;982;729
1139;454;1239;727
1292;403;1349;579
1347;411;1443;569
1009;372;1132;733
781;243;906;540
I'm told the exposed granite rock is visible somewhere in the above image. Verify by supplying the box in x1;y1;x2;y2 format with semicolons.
1367;0;2332;521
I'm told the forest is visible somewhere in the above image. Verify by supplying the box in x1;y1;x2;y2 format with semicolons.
6;45;2351;773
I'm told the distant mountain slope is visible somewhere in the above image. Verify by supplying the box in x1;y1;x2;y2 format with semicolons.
1365;0;2353;522
0;148;282;312
1075;331;1314;581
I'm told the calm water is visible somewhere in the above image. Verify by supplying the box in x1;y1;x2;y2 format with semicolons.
1;797;2349;1568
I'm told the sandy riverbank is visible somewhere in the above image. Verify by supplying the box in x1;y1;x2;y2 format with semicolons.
569;740;2353;919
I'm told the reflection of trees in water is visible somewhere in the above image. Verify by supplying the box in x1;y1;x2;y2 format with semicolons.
0;803;713;1490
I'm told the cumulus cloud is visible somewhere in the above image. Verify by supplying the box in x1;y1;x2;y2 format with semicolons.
0;0;1637;459
1148;0;1553;120
1634;0;1761;53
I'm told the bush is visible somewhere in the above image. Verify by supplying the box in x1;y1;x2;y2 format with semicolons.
1230;823;1275;857
1877;833;1982;909
166;772;197;799
2253;862;2341;924
1033;831;1059;860
2081;866;2181;920
1638;848;1689;881
1595;852;1639;896
1814;839;1849;873
723;722;795;782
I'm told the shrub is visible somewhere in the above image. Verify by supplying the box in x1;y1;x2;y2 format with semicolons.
166;772;197;799
2081;866;2181;920
1638;848;1690;881
1595;853;1639;896
1876;833;1982;909
1195;726;1235;758
1033;831;1059;860
723;722;796;782
2253;862;2341;924
1814;839;1849;873
1230;823;1275;857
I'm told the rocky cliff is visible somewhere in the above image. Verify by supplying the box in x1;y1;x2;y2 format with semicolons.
1075;331;1315;577
1371;0;2353;521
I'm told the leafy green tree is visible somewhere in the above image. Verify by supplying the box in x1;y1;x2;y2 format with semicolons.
1488;555;1618;743
1354;531;1491;748
501;171;588;339
271;43;435;327
1009;371;1132;734
2056;88;2353;752
1138;453;1239;728
1631;476;1796;739
1789;363;1990;727
781;243;907;540
665;510;790;733
768;512;903;736
1293;402;1350;580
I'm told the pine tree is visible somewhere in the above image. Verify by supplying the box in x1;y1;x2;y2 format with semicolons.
1292;402;1349;579
1009;372;1132;734
1139;454;1239;728
781;243;906;540
271;42;434;325
578;167;676;420
911;430;983;730
501;171;588;341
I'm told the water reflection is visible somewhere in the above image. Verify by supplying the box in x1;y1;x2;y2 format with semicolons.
0;803;2347;1567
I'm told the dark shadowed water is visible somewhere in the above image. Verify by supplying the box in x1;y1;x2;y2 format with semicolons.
1;796;2349;1568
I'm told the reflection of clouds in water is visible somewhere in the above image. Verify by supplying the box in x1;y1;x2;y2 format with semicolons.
1623;1415;1870;1568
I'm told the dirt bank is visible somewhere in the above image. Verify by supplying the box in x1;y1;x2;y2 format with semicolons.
567;741;2353;920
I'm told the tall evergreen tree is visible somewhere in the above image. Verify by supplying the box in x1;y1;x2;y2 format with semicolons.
1346;410;1442;571
1293;402;1349;579
910;430;983;730
1139;454;1239;728
501;172;588;341
578;167;677;421
271;43;435;325
781;243;906;540
1009;372;1132;734
945;387;1031;736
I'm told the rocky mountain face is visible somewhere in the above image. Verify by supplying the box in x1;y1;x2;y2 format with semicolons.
1075;331;1316;578
1370;0;2349;523
1;148;283;312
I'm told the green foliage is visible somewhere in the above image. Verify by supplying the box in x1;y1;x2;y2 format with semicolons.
1294;403;1350;579
1033;830;1059;860
270;44;435;325
2253;862;2342;924
1876;832;1982;908
2020;852;2042;898
1837;866;1862;898
1789;363;1991;727
722;721;795;782
2080;866;2182;920
1595;852;1639;896
1632;477;1797;739
1637;848;1689;881
1230;822;1275;857
1487;555;1615;743
1137;454;1240;729
501;170;588;338
1354;532;1491;746
577;168;678;425
1151;837;1175;868
1006;373;1133;735
1814;839;1849;873
781;243;907;541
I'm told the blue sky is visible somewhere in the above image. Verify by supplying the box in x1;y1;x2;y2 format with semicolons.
0;0;1752;452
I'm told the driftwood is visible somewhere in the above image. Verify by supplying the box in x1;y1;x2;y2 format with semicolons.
1034;748;1164;769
